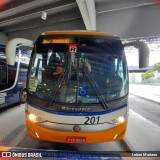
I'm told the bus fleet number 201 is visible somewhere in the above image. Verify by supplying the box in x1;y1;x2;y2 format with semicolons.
84;116;100;124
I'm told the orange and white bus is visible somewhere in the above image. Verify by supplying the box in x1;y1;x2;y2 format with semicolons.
5;31;148;143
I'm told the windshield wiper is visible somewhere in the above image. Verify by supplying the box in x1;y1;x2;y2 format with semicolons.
84;68;108;109
47;67;69;107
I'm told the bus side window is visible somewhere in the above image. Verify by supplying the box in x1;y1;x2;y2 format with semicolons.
0;65;16;90
0;66;7;83
0;65;8;90
8;67;16;88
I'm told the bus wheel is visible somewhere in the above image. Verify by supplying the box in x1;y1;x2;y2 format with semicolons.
19;90;27;103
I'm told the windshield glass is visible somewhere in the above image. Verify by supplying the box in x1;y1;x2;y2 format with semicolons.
28;35;128;108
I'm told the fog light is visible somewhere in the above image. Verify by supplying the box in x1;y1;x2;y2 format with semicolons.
35;132;39;138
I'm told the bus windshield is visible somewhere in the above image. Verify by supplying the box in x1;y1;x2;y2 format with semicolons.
28;35;128;110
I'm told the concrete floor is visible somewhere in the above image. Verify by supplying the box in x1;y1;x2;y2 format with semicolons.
129;84;160;104
0;104;25;146
126;83;160;151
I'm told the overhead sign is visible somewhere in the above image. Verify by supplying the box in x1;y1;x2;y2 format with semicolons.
68;44;78;54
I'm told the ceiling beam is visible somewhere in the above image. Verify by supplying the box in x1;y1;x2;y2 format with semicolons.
76;0;96;30
1;9;81;33
86;0;96;30
0;3;77;27
0;0;62;19
76;0;93;30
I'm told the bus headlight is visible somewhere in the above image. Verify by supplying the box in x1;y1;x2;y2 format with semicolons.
112;115;127;125
29;114;37;122
117;116;125;123
28;113;43;123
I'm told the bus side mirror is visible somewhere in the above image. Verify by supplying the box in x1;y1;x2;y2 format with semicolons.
124;41;149;68
5;38;34;66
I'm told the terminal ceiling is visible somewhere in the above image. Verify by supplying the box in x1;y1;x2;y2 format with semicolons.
0;0;160;39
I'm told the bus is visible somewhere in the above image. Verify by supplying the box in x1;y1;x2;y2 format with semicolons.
0;44;30;109
5;31;149;143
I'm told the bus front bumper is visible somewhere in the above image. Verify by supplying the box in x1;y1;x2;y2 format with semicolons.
26;117;128;144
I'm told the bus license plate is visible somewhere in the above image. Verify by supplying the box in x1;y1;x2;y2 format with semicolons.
66;137;86;143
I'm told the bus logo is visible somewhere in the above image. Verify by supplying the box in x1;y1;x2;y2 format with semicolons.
73;125;81;132
68;44;78;54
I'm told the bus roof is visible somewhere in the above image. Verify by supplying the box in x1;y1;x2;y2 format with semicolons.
41;30;115;37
